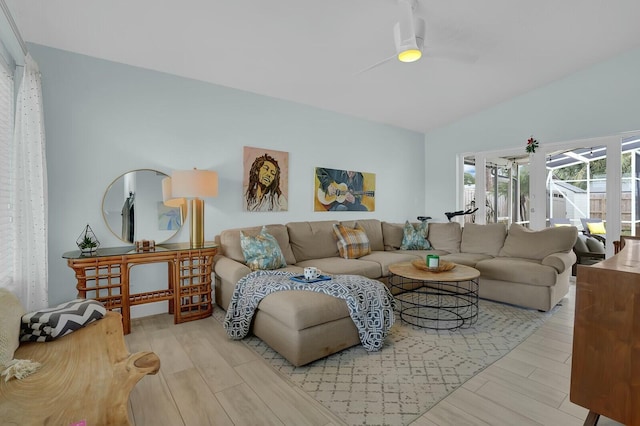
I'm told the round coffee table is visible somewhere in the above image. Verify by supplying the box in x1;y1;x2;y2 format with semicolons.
388;261;480;330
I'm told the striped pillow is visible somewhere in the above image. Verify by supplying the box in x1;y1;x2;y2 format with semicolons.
333;223;371;259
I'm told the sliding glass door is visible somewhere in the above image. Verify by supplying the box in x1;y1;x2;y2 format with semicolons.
461;153;530;226
545;145;607;229
460;134;633;256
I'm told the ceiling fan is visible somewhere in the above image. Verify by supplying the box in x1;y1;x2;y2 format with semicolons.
356;0;477;75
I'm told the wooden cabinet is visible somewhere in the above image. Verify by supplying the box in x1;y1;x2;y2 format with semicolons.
63;242;218;334
571;239;640;425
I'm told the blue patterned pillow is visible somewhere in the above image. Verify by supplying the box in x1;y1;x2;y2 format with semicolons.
400;221;431;250
240;226;287;271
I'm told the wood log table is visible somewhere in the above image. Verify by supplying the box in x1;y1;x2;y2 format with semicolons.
388;261;480;330
0;311;160;425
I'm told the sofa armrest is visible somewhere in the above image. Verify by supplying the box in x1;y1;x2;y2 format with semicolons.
541;251;576;273
214;255;251;285
214;255;251;309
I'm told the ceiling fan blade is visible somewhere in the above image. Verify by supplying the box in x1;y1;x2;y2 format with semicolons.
353;54;396;76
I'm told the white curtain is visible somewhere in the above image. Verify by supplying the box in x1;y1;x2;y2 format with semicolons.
11;53;48;311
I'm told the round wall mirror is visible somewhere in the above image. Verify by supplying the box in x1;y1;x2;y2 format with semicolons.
102;169;184;244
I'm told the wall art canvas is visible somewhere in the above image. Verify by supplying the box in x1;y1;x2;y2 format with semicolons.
157;202;182;230
243;146;289;212
314;167;376;212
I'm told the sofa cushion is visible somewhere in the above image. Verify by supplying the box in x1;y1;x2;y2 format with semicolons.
475;258;558;287
395;249;450;257
341;219;384;251
382;222;406;250
359;251;423;276
333;223;371;259
440;252;493;267
400;221;431;250
461;223;507;257
295;257;382;279
499;224;577;260
240;226;287;271
220;224;296;265
427;222;462;253
287;221;340;262
0;289;25;367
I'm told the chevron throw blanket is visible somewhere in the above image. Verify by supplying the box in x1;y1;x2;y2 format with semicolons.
20;299;106;342
224;270;395;351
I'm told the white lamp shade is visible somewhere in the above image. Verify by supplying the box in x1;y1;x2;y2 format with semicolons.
171;169;219;198
162;177;186;207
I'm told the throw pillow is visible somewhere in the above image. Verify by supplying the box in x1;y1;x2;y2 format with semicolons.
587;221;606;235
573;235;590;253
333;223;371;259
240;226;287;271
586;237;605;253
0;289;25;368
399;221;431;250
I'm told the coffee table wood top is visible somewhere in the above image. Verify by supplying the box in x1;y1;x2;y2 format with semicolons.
389;261;480;282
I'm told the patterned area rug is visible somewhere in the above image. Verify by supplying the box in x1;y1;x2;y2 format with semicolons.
216;297;557;426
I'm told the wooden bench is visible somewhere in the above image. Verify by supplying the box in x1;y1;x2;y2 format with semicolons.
0;311;160;425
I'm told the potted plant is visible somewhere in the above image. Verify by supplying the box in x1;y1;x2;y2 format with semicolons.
76;224;100;253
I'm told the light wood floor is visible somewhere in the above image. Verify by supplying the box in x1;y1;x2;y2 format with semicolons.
125;283;623;426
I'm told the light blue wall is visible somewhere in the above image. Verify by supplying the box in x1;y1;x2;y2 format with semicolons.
33;41;640;307
29;44;425;307
424;47;640;221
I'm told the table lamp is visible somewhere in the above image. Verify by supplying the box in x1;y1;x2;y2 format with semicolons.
169;168;218;248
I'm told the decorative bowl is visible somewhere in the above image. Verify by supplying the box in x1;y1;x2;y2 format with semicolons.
411;259;456;272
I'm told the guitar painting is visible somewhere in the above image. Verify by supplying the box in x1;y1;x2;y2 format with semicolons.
317;182;375;205
314;167;376;212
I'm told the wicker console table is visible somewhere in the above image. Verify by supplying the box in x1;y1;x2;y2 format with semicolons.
63;242;218;334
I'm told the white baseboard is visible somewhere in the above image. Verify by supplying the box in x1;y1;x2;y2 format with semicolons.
130;301;168;319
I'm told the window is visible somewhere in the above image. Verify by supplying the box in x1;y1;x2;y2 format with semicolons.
0;65;13;288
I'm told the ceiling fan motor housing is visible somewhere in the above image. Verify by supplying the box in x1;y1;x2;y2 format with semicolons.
395;0;426;62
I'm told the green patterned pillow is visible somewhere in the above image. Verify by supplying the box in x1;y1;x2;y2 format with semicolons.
400;221;431;250
240;226;287;271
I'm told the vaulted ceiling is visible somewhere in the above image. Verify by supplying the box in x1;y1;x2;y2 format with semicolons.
6;0;640;134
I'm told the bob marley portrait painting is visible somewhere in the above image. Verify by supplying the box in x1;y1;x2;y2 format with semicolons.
243;147;289;212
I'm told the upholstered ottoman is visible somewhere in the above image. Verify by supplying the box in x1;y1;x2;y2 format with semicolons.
222;271;395;367
253;290;361;366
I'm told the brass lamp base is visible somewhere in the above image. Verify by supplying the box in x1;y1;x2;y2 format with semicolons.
189;198;205;248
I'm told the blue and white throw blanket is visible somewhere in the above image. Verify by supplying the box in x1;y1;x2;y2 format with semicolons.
224;270;395;351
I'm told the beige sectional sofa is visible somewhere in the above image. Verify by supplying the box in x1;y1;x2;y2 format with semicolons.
214;219;577;366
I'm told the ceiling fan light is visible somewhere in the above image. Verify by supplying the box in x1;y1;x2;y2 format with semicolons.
398;49;422;63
